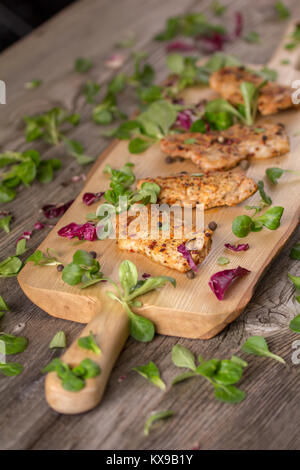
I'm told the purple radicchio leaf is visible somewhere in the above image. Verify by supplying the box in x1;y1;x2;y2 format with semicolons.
166;40;196;53
57;222;97;241
142;273;151;279
105;54;125;69
175;109;195;130
209;266;250;300
17;231;32;242
234;12;244;38
42;200;74;219
224;243;249;252
199;32;228;53
82;192;104;206
177;243;198;273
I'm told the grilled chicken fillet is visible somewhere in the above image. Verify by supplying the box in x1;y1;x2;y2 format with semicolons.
137;169;257;209
117;206;212;272
210;66;296;116
160;123;289;171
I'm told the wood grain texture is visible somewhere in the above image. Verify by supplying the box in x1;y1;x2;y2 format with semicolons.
1;0;300;450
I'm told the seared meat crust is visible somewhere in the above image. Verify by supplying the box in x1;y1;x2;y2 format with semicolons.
160;123;289;171
137;169;257;209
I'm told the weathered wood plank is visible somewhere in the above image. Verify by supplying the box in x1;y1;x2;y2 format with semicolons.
0;0;300;450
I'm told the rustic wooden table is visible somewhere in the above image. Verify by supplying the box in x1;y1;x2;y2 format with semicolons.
1;0;300;450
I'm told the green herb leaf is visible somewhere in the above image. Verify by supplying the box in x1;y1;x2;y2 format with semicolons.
126;275;176;301
0;185;16;203
116;32;136;48
0;214;12;233
78;331;101;354
290;242;300;260
26;249;60;266
275;1;290;19
256;67;278;82
83;80;101;103
171;344;196;371
61;371;86;391
62;250;103;287
214;384;246;403
144;410;174;436
232;215;254;238
257;180;272;206
16;239;27;256
240;80;267;126
49;331;67;349
190;119;206;133
0;333;28;355
64;138;95;165
73;358;101;379
244;31;260;44
255;206;284;230
0;362;23;376
119;260;138;297
205;110;233;130
128;137;152;154
217;257;230;265
242;335;285;363
166;53;185;74
74;57;93;73
289;315;300;333
0;256;22;277
266;167;284;184
211;0;227;16
25;79;42;90
213;359;244;385
128;310;155;343
133;361;166;390
288;273;300;290
135;100;178;140
196;358;220;378
0;295;10;313
171;371;197;385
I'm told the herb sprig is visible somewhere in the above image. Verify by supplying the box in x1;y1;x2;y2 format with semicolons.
205;80;267;127
104;260;176;342
171;344;247;403
242;336;285;363
42;357;100;392
266;167;300;185
0;150;61;203
232;206;284;238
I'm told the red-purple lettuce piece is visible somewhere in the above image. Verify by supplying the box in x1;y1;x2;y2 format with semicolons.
42;200;74;219
34;221;45;230
175;108;199;130
224;243;249;252
58;222;97;241
17;230;32;242
177;243;198;273
166;40;196;52
142;273;151;279
199;32;227;53
105;54;125;69
82;192;104;206
209;266;250;300
234;12;243;38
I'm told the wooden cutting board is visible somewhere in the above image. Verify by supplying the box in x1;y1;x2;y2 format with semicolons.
18;20;300;414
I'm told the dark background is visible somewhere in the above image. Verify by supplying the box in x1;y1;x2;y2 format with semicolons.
0;0;76;52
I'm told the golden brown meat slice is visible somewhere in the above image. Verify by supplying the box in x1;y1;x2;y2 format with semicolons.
137;169;257;209
117;206;212;272
210;66;296;116
160;123;289;171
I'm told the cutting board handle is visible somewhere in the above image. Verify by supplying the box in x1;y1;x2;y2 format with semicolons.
45;298;130;414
